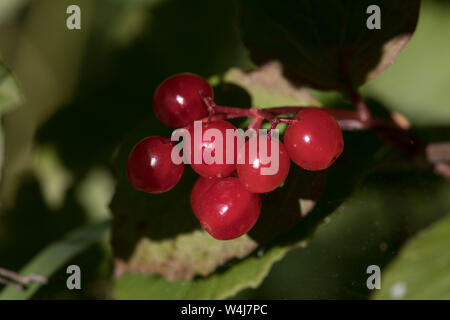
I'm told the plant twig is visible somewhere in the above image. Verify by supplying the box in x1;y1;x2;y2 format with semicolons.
248;117;263;131
198;91;450;180
0;276;24;291
0;267;47;287
340;57;372;123
349;86;371;124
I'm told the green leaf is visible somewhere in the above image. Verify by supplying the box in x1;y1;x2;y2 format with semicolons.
0;0;29;23
363;1;450;126
223;62;320;108
239;0;421;92
0;59;22;182
373;214;450;300
115;246;287;299
0;61;21;114
0;220;110;300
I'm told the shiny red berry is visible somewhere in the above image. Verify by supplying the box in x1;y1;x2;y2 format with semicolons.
191;177;261;240
153;73;213;128
187;120;238;178
190;177;220;219
236;135;291;193
284;108;344;171
126;136;184;193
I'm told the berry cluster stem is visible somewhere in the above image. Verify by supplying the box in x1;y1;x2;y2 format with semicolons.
200;95;450;180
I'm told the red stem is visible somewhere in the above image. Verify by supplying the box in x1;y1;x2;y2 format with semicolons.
210;100;390;132
213;105;251;117
265;106;361;121
278;119;299;125
248;117;263;131
340;58;372;123
198;95;449;180
201;113;244;123
349;86;371;124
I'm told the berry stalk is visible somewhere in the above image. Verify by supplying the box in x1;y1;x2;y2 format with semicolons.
200;92;449;180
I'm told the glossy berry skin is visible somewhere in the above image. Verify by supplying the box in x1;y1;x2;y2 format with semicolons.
237;135;291;193
191;177;261;240
284;108;344;171
190;177;220;219
153;73;213;128
188;120;238;178
127;136;184;193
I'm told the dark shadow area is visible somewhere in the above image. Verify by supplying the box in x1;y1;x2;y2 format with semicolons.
213;82;252;109
110;164;201;260
239;0;421;92
234;170;450;299
0;173;110;299
248;167;326;244
0;175;84;269
264;130;384;248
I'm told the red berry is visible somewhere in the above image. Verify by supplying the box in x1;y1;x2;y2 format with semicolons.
191;177;261;240
236;135;290;193
284;108;344;171
190;177;220;219
127;136;184;193
188;120;238;178
153;73;213;128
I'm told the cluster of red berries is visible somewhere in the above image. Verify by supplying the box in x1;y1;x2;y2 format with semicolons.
127;73;344;240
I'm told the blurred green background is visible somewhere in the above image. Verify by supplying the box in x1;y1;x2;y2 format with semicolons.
0;0;450;299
